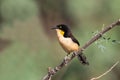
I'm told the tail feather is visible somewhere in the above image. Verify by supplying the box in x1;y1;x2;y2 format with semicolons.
77;53;89;65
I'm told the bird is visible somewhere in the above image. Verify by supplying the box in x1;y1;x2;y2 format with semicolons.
51;24;89;65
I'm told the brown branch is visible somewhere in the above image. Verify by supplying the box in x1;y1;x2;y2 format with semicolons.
42;19;120;80
90;61;119;80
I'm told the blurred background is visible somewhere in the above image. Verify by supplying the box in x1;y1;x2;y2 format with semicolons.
0;0;120;80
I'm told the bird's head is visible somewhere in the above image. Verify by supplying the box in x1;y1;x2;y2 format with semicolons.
52;24;70;36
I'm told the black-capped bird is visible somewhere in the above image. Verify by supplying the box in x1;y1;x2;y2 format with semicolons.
52;24;89;65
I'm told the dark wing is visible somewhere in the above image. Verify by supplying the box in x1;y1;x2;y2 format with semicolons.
71;34;80;46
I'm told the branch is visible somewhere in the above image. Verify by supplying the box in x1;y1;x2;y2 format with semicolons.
90;61;119;80
43;19;120;80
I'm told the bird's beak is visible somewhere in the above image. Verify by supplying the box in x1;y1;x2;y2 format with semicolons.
51;26;58;30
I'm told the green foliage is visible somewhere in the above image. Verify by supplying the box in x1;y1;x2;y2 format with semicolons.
92;29;120;52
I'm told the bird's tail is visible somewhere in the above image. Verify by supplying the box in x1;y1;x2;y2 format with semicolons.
77;53;89;65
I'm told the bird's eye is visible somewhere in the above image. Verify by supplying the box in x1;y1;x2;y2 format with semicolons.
59;26;62;28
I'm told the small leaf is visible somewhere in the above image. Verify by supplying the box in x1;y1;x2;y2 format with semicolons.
107;37;111;40
112;40;116;42
103;37;106;40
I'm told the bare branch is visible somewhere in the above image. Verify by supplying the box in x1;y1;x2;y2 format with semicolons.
90;61;119;80
43;19;120;80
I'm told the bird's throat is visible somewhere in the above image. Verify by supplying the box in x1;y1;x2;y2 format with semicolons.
56;29;64;36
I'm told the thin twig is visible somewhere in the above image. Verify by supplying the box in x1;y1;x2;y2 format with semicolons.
43;19;120;80
90;61;119;80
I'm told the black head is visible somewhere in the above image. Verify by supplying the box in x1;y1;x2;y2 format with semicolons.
52;24;71;33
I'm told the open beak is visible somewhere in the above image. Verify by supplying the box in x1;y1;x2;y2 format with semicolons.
51;26;58;30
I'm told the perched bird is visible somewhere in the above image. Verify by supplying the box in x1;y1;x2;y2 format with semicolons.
52;24;89;65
